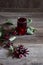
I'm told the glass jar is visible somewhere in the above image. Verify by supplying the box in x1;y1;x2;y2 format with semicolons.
17;18;27;35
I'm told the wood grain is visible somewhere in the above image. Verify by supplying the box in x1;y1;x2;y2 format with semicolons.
0;12;43;65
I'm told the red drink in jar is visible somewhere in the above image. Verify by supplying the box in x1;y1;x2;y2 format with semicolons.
17;18;27;35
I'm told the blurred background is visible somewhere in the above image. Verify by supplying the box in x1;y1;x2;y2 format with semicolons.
0;0;43;12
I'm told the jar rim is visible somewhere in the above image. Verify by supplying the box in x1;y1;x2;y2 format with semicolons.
18;17;26;22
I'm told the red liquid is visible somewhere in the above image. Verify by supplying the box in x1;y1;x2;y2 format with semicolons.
17;18;27;35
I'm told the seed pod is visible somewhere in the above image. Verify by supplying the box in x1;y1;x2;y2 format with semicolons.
27;28;33;35
29;26;36;32
9;36;16;42
9;45;14;52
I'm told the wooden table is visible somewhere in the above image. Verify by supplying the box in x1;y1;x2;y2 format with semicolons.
0;12;43;65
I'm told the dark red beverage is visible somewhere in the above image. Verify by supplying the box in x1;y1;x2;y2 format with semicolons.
17;18;27;35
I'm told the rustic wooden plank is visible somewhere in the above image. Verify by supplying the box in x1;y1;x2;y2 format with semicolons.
0;12;43;65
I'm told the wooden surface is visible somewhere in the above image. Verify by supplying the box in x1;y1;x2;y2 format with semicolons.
0;12;43;65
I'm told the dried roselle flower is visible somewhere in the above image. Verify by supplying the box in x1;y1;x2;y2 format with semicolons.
8;45;29;58
3;41;13;48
